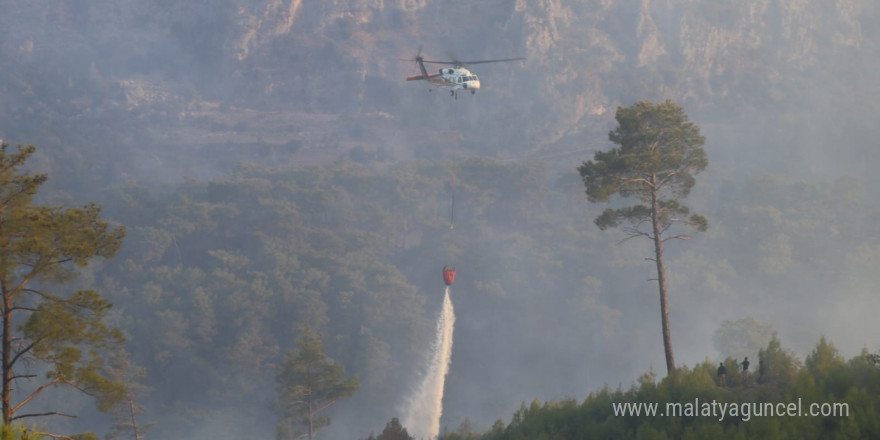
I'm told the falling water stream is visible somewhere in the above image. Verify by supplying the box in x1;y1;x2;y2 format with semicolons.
403;287;455;439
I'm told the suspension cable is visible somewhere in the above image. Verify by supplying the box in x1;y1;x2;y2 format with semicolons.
450;96;458;230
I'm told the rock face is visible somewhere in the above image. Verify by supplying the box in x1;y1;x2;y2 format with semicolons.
0;1;876;164
220;0;871;148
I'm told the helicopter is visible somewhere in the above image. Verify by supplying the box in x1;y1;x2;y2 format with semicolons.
404;49;524;98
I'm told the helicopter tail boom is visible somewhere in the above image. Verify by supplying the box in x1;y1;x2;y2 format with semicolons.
416;55;430;78
406;73;441;81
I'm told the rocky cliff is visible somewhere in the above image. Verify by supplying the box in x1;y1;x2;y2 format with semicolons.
1;0;877;180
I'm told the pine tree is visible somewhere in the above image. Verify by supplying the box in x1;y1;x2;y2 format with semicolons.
578;100;708;374
0;143;127;428
376;417;413;440
276;327;359;440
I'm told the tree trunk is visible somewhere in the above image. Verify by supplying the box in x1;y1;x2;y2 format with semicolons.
307;391;314;440
2;280;10;425
129;399;141;440
651;187;676;375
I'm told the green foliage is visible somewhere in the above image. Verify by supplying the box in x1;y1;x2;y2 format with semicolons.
577;100;709;374
468;336;880;439
0;426;99;440
276;327;359;440
77;145;880;438
758;335;800;388
94;155;629;437
578;100;708;234
0;425;27;440
438;417;481;440
375;417;414;440
0;143;127;425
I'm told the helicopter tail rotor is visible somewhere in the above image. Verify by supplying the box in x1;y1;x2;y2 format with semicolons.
402;46;431;80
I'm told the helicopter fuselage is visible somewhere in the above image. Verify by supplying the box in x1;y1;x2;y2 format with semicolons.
407;66;480;94
405;52;523;97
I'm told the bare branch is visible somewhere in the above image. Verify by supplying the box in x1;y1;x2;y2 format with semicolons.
617;231;648;245
654;170;681;192
10;378;60;415
10;336;46;369
313;398;337;415
10;374;38;381
662;234;691;243
620;176;654;188
13;411;77;421
22;287;58;300
59;378;100;399
28;431;77;440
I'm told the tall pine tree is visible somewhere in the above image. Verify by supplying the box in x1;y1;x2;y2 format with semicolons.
578;101;707;374
0;143;127;429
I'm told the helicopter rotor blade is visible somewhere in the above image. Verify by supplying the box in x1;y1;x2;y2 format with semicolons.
399;45;426;63
401;48;525;66
417;59;456;65
447;51;463;66
417;57;526;66
456;57;526;65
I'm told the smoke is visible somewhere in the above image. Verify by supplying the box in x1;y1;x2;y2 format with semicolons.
402;287;456;440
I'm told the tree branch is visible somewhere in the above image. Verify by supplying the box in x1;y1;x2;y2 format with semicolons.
22;287;58;300
313;398;337;416
27;431;77;440
7;257;74;302
10;336;45;370
59;378;100;399
654;170;682;192
8;271;39;302
620;176;655;190
618;226;651;244
662;234;691;243
10;378;60;415
13;411;77;421
10;374;38;381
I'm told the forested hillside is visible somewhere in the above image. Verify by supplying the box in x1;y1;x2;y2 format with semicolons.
69;155;880;438
440;337;880;440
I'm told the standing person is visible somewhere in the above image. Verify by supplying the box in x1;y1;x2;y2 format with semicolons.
717;362;727;386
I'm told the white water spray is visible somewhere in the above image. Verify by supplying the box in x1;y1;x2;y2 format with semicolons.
403;287;455;440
